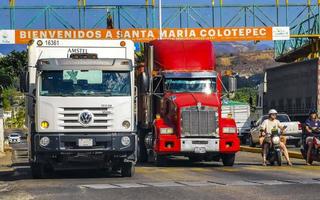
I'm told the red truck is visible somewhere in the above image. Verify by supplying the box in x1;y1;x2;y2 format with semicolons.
137;40;240;166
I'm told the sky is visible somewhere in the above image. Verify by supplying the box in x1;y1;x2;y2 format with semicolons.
0;0;315;54
1;0;320;6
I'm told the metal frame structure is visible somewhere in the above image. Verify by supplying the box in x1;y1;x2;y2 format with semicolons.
2;2;320;62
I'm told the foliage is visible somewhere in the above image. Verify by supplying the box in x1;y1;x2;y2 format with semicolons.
2;87;25;128
0;50;27;88
5;108;25;129
135;43;145;64
233;87;258;106
2;87;23;111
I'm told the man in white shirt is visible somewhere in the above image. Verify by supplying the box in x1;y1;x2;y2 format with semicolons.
260;109;292;166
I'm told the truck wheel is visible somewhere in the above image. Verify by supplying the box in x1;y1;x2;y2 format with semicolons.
221;153;235;166
121;162;135;177
30;163;45;179
276;151;282;166
249;136;256;147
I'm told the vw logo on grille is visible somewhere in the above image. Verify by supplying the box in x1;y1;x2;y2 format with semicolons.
79;110;94;127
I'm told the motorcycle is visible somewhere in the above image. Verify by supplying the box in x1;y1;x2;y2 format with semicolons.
301;128;320;164
263;127;285;166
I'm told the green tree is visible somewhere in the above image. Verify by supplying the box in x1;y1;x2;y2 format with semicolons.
233;87;257;106
0;50;27;88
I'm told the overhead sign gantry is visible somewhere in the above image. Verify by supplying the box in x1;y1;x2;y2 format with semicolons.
0;27;290;44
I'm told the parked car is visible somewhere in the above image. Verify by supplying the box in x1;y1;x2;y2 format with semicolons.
8;133;21;144
249;114;302;147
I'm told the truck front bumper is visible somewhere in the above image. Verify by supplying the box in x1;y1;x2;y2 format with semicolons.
33;133;136;153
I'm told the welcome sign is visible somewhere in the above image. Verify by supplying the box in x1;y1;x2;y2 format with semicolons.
0;27;290;44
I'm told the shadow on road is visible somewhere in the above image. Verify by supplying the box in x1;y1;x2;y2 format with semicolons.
0;157;226;181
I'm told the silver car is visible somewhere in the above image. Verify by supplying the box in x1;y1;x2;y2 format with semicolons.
249;114;302;147
8;133;21;144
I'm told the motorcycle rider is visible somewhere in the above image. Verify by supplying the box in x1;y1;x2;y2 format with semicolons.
305;109;320;165
260;109;292;166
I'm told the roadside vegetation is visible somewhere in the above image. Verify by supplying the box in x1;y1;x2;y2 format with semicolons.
0;51;27;129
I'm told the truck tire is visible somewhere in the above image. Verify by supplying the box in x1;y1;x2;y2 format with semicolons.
221;153;235;166
121;162;135;177
30;163;45;179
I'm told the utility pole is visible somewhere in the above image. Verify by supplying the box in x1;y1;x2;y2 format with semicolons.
159;0;162;39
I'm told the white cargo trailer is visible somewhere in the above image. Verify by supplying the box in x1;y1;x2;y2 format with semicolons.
222;100;251;144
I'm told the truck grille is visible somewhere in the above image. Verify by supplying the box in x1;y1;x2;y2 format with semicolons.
58;107;113;130
181;106;217;137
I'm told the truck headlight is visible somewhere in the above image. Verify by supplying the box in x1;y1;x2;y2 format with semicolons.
39;136;50;147
272;136;280;145
160;128;174;134
41;121;49;129
223;127;237;134
121;136;131;146
122;120;131;129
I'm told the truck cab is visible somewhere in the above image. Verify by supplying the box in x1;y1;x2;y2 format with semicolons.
137;40;240;166
24;39;137;178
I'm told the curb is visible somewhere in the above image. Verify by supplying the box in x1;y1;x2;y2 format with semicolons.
240;146;304;159
0;167;15;177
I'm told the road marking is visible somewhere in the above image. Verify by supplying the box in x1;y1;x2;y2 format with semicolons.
227;181;262;186
142;182;185;187
112;183;148;188
247;180;292;185
177;181;220;187
80;178;320;190
283;179;320;184
80;184;119;189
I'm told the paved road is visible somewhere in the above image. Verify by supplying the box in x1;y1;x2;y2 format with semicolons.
1;140;320;200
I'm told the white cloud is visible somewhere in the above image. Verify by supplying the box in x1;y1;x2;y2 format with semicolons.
0;53;4;58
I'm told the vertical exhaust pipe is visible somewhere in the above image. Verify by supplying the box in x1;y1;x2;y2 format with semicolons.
141;45;154;128
148;45;154;93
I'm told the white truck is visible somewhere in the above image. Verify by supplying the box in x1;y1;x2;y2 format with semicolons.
22;39;137;178
222;100;251;144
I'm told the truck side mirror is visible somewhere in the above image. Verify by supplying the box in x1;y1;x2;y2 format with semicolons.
20;70;29;93
228;76;237;93
227;76;237;99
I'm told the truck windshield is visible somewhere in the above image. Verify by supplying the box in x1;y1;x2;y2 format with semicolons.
165;78;216;94
40;70;131;96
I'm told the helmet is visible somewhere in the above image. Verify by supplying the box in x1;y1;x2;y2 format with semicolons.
309;109;317;115
268;109;278;115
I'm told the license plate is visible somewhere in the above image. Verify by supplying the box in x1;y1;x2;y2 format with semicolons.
194;147;206;154
78;138;93;147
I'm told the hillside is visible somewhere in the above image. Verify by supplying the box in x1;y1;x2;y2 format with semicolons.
216;50;282;76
